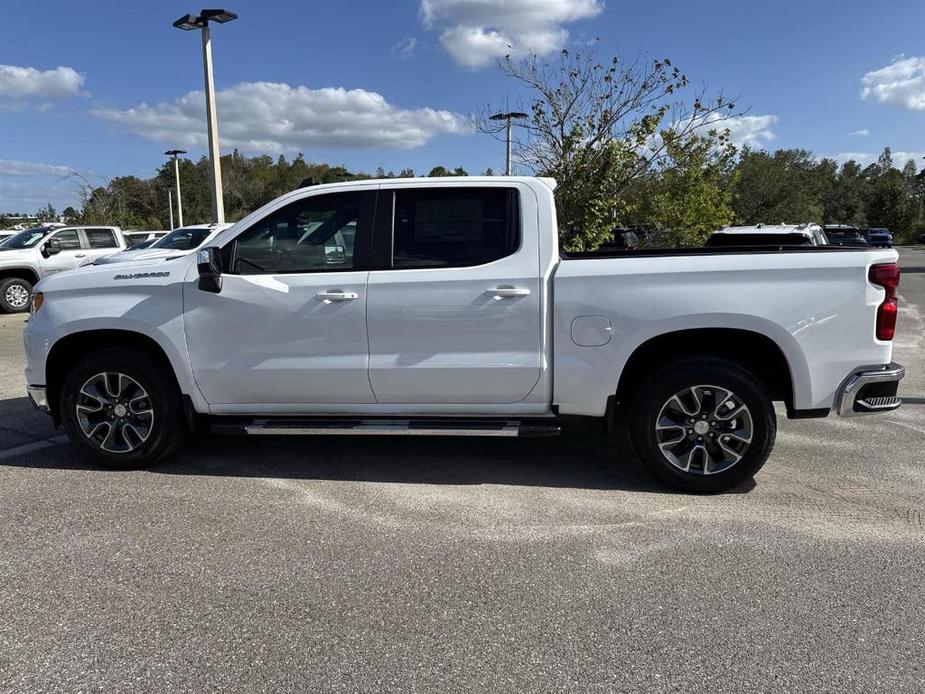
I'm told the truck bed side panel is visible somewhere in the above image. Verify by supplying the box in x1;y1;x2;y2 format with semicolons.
552;249;898;417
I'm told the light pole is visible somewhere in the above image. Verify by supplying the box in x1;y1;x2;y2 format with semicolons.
165;149;186;228
173;9;237;224
489;111;527;176
168;189;175;230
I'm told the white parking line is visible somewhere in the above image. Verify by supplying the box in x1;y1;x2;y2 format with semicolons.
0;435;69;461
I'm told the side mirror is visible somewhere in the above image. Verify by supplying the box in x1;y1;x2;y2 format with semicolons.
197;246;223;293
43;238;62;257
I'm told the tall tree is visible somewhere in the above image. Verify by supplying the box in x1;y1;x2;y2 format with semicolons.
479;49;738;250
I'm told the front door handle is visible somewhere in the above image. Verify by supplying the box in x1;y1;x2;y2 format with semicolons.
485;287;531;298
75;253;87;258
315;290;358;302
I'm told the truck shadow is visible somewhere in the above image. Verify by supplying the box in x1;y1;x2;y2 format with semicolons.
0;395;755;494
160;428;680;492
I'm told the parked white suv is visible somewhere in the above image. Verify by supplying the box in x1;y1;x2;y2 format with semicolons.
94;223;232;265
0;225;126;312
23;178;904;492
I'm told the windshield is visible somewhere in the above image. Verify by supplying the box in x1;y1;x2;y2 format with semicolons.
2;227;55;249
152;227;212;251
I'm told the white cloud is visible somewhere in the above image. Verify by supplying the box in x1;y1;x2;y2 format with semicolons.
391;37;418;60
723;114;778;148
0;159;74;177
0;65;85;99
848;128;869;137
92;81;471;152
420;0;604;68
829;151;925;169
861;55;925;110
0;160;79;213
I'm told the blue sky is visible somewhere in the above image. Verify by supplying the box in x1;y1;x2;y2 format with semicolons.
3;0;925;212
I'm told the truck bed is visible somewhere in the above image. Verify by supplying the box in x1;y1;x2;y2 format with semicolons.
552;245;898;417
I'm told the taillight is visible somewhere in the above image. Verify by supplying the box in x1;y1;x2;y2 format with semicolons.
869;263;900;340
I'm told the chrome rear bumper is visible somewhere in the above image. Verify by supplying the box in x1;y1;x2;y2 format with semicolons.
835;363;905;417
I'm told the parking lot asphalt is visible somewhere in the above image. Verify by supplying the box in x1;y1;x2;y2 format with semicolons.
1;248;924;693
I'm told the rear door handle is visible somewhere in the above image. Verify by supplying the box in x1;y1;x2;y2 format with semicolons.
75;254;87;258
485;287;531;298
315;290;358;302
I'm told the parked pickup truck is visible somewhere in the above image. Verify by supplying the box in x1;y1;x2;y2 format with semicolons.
0;225;126;312
23;178;904;492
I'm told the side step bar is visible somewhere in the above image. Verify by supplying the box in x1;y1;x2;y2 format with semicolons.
214;418;561;438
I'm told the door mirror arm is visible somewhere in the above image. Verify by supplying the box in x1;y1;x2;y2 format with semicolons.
197;247;223;293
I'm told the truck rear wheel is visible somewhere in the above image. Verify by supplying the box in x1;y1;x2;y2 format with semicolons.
59;348;185;469
0;277;33;313
629;358;776;493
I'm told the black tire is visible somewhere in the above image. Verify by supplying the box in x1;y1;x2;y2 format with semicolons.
0;276;33;313
629;358;776;493
59;348;185;469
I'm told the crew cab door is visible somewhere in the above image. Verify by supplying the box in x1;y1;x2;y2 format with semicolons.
183;189;377;406
40;228;85;274
366;183;542;404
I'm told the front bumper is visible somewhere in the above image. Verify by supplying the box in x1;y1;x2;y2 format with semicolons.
835;363;905;417
27;385;49;413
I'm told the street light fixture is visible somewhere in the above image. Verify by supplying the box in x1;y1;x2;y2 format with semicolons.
489;111;528;176
165;149;186;228
172;9;237;224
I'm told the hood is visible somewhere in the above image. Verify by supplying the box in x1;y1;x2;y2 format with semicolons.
37;253;195;294
94;247;192;265
0;248;36;262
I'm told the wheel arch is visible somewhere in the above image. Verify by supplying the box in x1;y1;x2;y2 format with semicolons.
614;327;797;417
45;329;184;425
0;267;40;286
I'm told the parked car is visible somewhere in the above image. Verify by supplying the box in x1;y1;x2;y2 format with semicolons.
122;230;168;248
24;177;904;492
93;223;233;266
823;225;869;247
865;228;893;248
918;232;925;244
705;223;827;247
0;225;126;312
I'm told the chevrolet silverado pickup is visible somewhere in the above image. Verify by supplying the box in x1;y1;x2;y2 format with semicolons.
0;225;126;312
22;177;904;492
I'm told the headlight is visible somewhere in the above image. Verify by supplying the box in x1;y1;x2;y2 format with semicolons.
30;292;44;315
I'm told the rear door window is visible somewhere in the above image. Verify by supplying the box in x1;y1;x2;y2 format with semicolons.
389;188;520;269
84;228;118;248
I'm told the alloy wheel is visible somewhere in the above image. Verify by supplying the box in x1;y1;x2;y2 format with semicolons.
654;385;753;475
5;283;30;310
75;372;154;453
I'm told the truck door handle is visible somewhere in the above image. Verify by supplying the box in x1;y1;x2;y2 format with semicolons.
315;290;358;302
75;254;87;258
485;287;531;298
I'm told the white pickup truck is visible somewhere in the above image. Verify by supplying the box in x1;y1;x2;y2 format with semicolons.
0;225;126;312
23;177;904;492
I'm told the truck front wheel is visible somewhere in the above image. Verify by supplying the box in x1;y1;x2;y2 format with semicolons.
59;348;185;469
0;277;33;313
629;358;776;493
